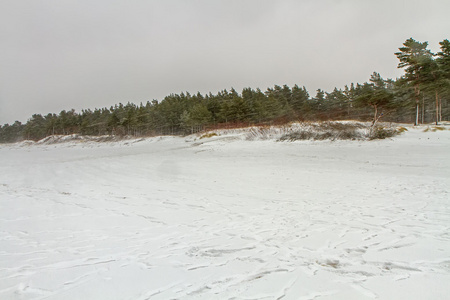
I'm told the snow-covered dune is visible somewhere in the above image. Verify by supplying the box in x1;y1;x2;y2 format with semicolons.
0;126;449;299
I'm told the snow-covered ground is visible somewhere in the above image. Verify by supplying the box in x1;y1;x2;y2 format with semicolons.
0;125;449;299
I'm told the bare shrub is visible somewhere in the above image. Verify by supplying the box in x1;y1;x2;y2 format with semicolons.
278;122;366;141
369;126;398;140
245;125;292;140
278;130;315;141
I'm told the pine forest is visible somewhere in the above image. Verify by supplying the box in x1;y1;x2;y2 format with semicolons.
1;38;449;143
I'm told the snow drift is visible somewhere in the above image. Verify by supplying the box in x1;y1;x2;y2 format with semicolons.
0;124;449;299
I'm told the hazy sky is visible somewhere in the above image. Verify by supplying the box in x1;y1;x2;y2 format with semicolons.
1;0;449;124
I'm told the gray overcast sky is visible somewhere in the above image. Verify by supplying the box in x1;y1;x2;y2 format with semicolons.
1;0;449;124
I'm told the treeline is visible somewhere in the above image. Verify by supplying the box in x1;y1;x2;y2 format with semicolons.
1;38;449;143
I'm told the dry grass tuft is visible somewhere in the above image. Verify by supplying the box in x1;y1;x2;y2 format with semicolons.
200;132;218;139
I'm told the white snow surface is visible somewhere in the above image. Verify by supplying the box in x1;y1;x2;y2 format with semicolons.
0;126;449;299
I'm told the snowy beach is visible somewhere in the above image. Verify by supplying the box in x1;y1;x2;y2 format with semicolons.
0;126;449;299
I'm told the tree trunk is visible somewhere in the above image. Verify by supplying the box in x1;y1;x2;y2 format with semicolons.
415;102;419;126
414;85;420;126
372;105;378;126
435;90;439;125
422;97;425;124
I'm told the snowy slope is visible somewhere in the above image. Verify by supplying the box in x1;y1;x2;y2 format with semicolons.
0;126;449;299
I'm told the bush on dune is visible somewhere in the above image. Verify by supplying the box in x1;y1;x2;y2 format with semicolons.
277;121;400;141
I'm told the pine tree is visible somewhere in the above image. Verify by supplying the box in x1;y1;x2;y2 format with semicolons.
356;72;394;126
395;38;433;125
433;39;450;123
